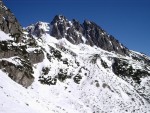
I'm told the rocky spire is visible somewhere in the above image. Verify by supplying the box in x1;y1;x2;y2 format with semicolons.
50;15;84;44
50;15;129;56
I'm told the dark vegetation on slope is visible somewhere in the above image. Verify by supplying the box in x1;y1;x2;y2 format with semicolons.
112;58;150;84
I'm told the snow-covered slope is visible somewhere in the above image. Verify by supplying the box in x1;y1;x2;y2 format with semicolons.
0;30;13;41
1;27;150;113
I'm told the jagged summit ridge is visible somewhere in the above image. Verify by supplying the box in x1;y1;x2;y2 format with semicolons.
26;14;129;56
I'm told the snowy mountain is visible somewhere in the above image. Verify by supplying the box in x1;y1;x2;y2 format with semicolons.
0;0;150;113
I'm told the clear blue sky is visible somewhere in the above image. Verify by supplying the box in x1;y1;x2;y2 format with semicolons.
3;0;150;56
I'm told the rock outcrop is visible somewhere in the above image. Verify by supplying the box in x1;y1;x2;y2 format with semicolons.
0;0;45;87
0;0;23;42
83;20;129;56
0;59;34;88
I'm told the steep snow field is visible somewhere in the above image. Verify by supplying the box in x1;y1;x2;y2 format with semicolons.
0;27;150;113
0;30;12;41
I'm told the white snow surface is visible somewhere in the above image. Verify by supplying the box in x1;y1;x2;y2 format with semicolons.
0;28;150;113
0;30;13;41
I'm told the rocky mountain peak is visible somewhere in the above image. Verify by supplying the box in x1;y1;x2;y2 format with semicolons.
0;0;23;42
50;15;77;40
51;15;68;25
72;19;84;33
26;21;50;37
49;15;129;56
83;20;129;56
26;14;129;56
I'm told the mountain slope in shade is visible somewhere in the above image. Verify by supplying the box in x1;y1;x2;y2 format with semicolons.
0;0;150;113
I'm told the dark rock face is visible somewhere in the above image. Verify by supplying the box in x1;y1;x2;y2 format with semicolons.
51;15;67;39
28;49;44;64
0;60;34;88
51;15;84;44
26;22;47;37
0;40;44;87
83;20;129;55
0;41;28;60
0;40;44;65
0;0;45;87
72;19;84;33
0;1;23;42
0;40;37;88
50;15;129;56
0;41;16;58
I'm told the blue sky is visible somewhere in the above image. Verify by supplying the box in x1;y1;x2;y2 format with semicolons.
3;0;150;56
